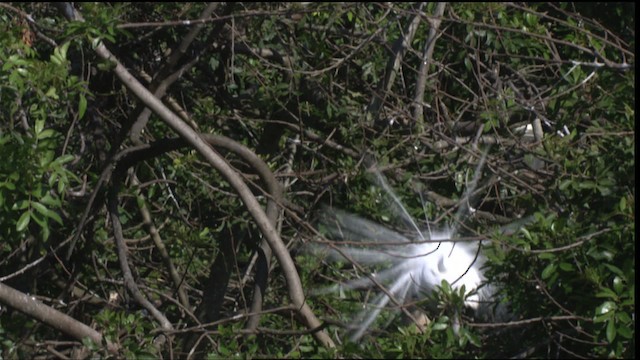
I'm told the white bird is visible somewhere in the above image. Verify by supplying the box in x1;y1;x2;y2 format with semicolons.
307;152;512;341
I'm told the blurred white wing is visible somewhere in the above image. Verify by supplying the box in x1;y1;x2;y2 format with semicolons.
308;157;515;341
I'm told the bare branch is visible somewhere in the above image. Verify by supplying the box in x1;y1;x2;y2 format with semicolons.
412;2;447;126
0;282;120;355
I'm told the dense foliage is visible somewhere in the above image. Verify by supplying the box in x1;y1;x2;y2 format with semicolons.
0;3;634;358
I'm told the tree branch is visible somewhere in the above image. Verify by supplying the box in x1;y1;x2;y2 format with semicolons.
367;3;426;123
412;3;447;126
0;282;120;355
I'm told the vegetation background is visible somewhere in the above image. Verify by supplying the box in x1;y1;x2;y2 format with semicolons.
0;2;634;358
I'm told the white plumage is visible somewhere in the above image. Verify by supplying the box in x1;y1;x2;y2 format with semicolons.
307;153;511;341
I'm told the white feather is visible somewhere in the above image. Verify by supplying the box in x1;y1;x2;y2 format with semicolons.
308;153;512;341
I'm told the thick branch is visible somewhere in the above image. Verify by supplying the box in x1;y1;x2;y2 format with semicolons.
0;282;120;355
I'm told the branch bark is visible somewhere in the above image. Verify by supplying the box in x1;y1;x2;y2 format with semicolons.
129;3;220;143
131;174;191;310
412;2;447;126
0;282;120;355
366;2;426;124
108;173;174;334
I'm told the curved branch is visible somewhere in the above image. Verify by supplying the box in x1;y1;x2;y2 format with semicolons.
108;172;174;333
0;282;120;355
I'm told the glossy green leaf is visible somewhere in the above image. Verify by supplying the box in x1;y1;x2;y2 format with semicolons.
32;201;63;225
37;129;55;140
16;211;31;232
596;301;617;316
35;119;45;136
12;200;29;210
541;263;556;279
39;193;61;207
612;276;624;294
432;322;448;331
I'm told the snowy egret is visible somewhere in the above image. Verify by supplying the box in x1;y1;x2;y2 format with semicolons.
307;153;513;341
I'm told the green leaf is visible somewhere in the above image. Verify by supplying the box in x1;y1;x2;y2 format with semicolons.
78;95;87;120
440;280;452;294
97;60;117;71
618;196;627;212
136;195;146;209
541;263;556;279
16;211;31;232
0;181;16;190
37;129;55;140
596;287;618;299
41;222;51;241
612;276;624;294
520;227;532;241
31;201;49;216
616;324;632;339
30;211;48;229
606;319;616;342
59;41;70;60
35;119;45;136
603;264;625;278
578;180;596;189
49;172;59;188
52;42;70;65
464;329;481;347
594;311;614;323
616;311;631;324
57;177;67;194
12;200;30;210
32;202;63;225
50;54;63;66
199;227;210;239
596;301;617;316
558;262;574;271
40;193;61;207
45;87;59;99
537;252;555;260
432;322;448;331
558;180;573;191
464;56;472;71
54;154;75;165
